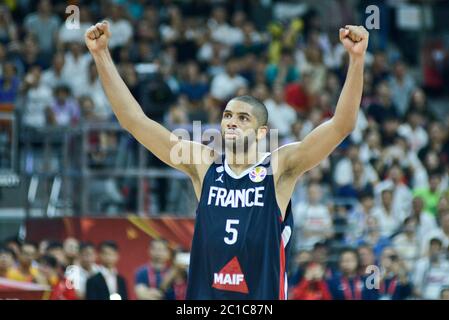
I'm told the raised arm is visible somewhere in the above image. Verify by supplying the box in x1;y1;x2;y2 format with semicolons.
84;21;213;182
275;25;369;179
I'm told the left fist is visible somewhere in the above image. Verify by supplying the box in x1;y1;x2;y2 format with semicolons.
339;25;369;58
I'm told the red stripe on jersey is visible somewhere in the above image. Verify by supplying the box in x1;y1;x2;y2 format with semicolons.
279;239;286;300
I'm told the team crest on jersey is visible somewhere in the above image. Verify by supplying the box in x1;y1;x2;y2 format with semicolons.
249;166;267;183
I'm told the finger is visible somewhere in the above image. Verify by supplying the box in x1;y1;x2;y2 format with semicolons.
86;26;96;40
339;28;350;41
101;20;111;36
93;27;100;39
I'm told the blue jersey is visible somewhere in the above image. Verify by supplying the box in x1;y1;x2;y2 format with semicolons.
186;153;294;300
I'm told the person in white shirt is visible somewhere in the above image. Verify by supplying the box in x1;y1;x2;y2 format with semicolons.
63;42;92;96
392;217;421;271
85;241;128;300
105;4;133;49
21;65;53;129
293;183;334;251
264;86;297;138
413;238;449;300
374;166;413;224
397;109;428;154
410;196;438;242
210;58;247;102
66;242;100;299
372;188;403;238
421;211;449;257
41;52;72;90
75;61;112;120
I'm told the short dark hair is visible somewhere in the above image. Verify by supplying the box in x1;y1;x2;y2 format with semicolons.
0;246;15;258
39;254;59;269
99;240;118;252
79;242;95;251
231;95;268;126
46;240;63;251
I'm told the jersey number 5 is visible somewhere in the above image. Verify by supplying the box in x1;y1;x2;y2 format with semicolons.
224;219;239;245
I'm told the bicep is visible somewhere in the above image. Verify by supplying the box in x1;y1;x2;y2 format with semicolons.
128;114;214;178
276;119;348;178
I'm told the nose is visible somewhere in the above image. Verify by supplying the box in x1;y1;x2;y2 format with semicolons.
226;117;237;129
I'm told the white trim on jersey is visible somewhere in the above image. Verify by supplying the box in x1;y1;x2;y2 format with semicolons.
224;152;271;179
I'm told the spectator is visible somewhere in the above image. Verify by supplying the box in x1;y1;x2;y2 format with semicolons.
413;170;443;217
371;188;402;238
421;211;449;257
49;85;81;126
409;196;438;242
356;215;391;259
392;217;421;271
68;242;100;300
374;164;412;223
178;62;209;102
135;239;172;300
0;62;19;104
7;242;39;282
41;52;71;90
357;244;377;274
264;86;297;139
76;61;111;120
210;57;247;102
36;255;77;300
413;238;449;300
63;238;79;267
23;0;60;56
367;82;399;125
398;109;428;154
106;4;133;49
0;246;15;278
327;248;377;300
293;183;334;251
289;262;332;300
346;192;375;244
378;247;412;300
265;49;299;87
388;61;416;117
86;241;128;300
21;65;53;129
63;42;91;96
289;250;312;287
46;241;67;269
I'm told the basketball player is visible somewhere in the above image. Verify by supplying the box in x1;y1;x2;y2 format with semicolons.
85;21;369;299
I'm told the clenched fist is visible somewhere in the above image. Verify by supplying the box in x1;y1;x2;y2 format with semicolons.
85;21;111;53
339;25;369;58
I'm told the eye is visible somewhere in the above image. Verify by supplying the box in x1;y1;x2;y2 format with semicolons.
239;115;248;121
223;113;232;119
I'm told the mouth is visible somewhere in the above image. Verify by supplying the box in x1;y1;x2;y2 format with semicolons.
224;130;239;139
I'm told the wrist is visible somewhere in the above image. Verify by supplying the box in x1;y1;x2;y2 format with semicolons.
349;54;365;65
91;48;111;62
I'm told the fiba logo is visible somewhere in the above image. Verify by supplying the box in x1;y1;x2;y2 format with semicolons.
65;265;81;290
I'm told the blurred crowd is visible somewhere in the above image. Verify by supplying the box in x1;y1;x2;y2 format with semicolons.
1;0;449;300
0;237;188;300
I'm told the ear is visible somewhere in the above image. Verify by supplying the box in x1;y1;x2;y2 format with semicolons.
257;126;268;140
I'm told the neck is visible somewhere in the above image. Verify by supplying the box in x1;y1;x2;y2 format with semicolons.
151;261;165;270
225;148;265;175
344;271;357;278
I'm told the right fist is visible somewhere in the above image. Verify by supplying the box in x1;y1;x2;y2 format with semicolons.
85;21;111;53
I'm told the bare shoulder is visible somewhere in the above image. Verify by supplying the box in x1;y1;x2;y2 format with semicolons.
271;141;304;180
